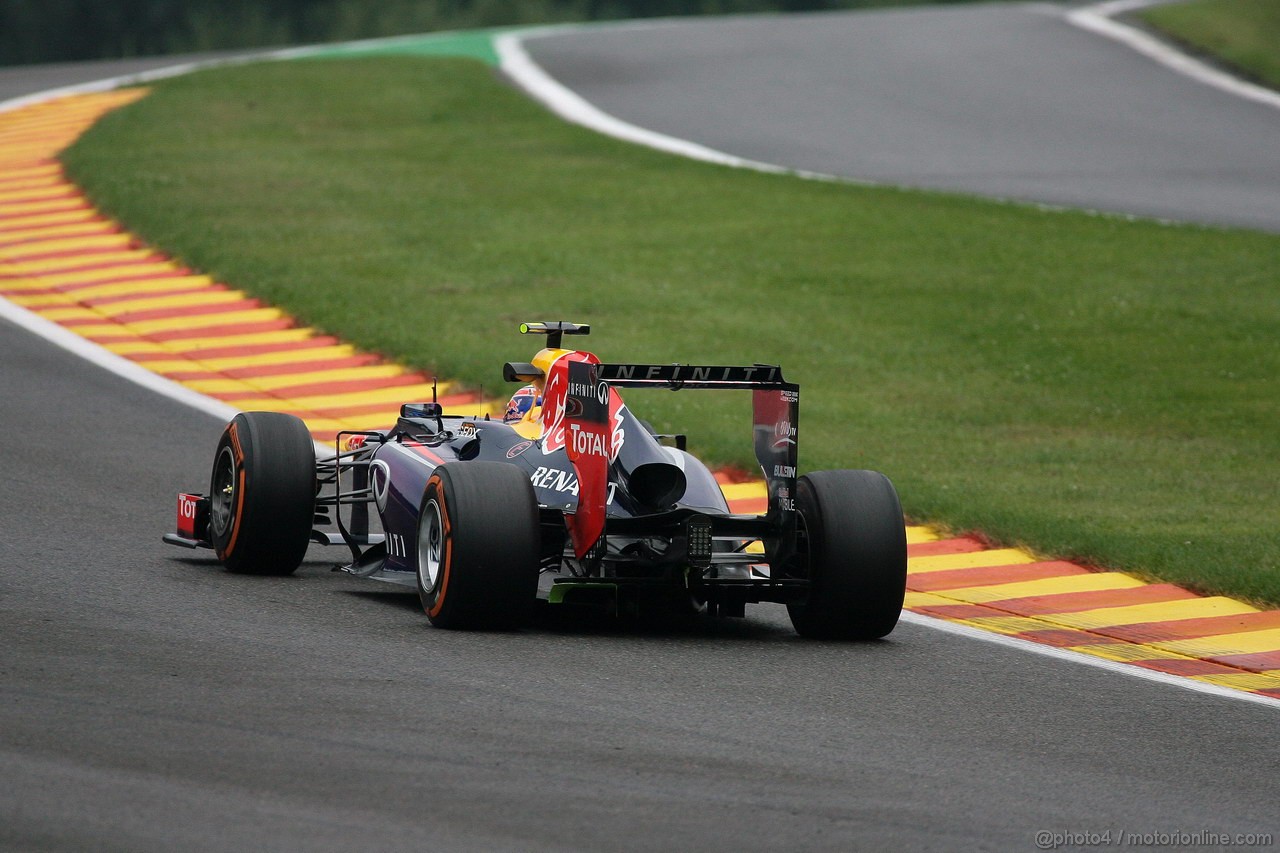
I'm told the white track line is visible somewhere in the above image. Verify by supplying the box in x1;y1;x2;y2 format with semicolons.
0;29;486;114
1066;0;1280;112
498;0;1280;185
494;27;843;183
0;299;240;423
0;58;280;432
0;53;370;455
900;611;1279;710
0;57;260;114
495;30;785;173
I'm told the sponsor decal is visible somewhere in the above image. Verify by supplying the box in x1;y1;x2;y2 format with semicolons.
566;377;610;406
605;364;782;384
609;398;627;460
540;363;568;455
506;440;533;459
344;434;368;451
772;420;797;449
503;385;538;423
529;466;616;504
531;465;578;493
177;493;200;538
569;422;609;458
773;465;797;478
370;459;392;513
458;421;477;437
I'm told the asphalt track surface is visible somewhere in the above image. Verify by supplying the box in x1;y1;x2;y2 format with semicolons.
3;14;1280;853
524;3;1280;233
0;51;278;105
5;316;1280;851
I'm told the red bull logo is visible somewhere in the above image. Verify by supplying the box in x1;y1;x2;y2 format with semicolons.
503;385;539;423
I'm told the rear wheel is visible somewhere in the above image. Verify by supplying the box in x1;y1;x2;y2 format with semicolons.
208;411;316;575
786;470;907;640
416;462;541;630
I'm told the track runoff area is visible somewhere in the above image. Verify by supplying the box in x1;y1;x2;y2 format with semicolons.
2;65;1279;709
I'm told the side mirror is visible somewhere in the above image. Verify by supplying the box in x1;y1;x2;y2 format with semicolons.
400;402;442;419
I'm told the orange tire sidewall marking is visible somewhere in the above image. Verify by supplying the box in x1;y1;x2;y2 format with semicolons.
220;421;247;559
228;421;245;465
426;474;453;619
224;469;247;559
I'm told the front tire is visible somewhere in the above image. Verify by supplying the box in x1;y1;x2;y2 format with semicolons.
416;463;541;630
786;470;907;640
208;411;316;575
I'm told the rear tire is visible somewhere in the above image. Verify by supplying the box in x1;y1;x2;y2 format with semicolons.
786;470;907;640
208;412;316;576
416;463;541;630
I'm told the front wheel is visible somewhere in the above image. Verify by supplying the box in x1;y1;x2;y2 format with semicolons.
786;470;907;640
416;462;541;630
208;411;316;575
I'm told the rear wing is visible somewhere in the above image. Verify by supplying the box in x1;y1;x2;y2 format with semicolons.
595;366;797;482
595;362;799;564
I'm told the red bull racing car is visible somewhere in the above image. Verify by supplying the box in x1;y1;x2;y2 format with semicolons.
164;322;907;638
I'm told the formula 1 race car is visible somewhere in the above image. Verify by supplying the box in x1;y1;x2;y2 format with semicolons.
164;322;907;638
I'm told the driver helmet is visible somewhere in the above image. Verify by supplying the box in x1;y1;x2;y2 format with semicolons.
503;384;540;423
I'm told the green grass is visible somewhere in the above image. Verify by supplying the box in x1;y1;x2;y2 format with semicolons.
1141;0;1280;89
61;58;1280;605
